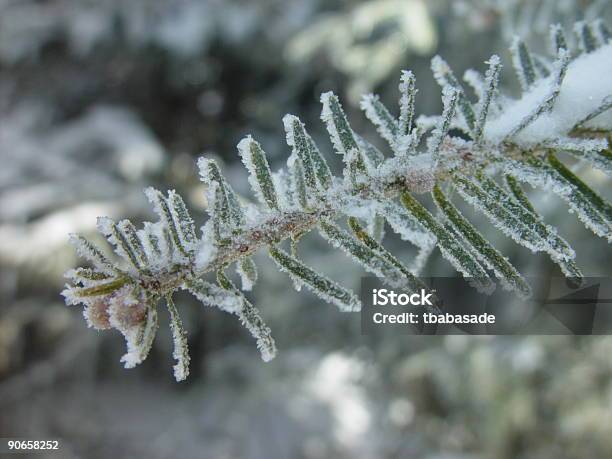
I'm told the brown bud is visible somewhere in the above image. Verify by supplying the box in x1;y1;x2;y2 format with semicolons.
83;298;111;330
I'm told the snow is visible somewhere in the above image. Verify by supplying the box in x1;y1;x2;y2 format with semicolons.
484;43;612;145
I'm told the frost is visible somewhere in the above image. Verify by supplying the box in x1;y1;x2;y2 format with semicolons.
474;55;502;142
320;92;366;176
510;36;537;91
105;286;158;370
398;70;417;137
453;173;575;259
379;201;435;248
271;168;293;210
237;135;280;211
574;21;598;53
427;86;458;161
269;246;361;312
319;220;407;289
185;278;243;315
138;222;166;272
236;257;258;291
463;69;485;99
400;191;494;294
198;157;246;233
550;23;568;53
165;296;190;381
505;157;612;242
60;20;612;382
144;187;191;262
236;297;276;362
194;221;218;271
68;233;116;276
433;185;531;298
283;114;318;193
485;43;612;145
97;216;143;274
431;55;476;133
167;190;197;252
544;137;611;175
360;94;398;147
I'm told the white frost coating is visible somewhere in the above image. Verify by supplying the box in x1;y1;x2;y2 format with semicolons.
374;154;436;194
194;221;218;271
138;222;167;272
269;247;361;312
485;43;612;145
474;55;502;140
235;299;277;362
244;202;263;226
152;221;172;267
504;160;573;195
411;242;435;276
430;55;451;83
399;70;416;135
68;233;116;276
96;216;138;274
509;36;535;91
64;268;106;288
544;136;608;152
166;189;197;252
118;306;157;370
427;86;458;159
547;136;611;175
197;156;214;184
60;284;84;306
282;114;298;149
205;180;220;221
165;297;190;381
271;168;292;210
319;222;407;289
320;91;343;154
144;186;164;218
236;258;258;291
505;161;612;241
360;94;397;146
144;187;190;264
320;91;357;157
415;114;440;133
237;135;279;210
106;286;152;369
185;279;243;314
463;69;485;99
379;201;436;248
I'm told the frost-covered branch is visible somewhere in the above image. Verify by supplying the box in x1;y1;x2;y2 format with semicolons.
63;21;612;380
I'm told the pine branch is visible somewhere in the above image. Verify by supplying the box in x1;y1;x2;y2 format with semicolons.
63;22;612;380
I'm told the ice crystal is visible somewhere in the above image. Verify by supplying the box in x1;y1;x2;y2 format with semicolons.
63;21;612;381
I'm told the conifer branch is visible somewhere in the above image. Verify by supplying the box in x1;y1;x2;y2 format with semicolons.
63;21;612;380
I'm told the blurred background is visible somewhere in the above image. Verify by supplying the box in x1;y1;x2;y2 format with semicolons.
1;0;612;458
